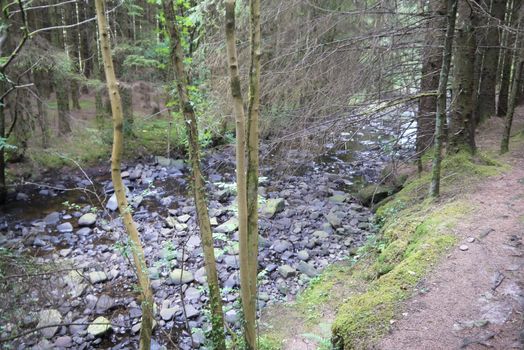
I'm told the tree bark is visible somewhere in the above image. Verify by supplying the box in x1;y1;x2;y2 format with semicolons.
501;7;524;153
476;0;508;122
449;2;477;153
224;0;255;348
498;0;522;116
416;0;447;171
95;1;154;349
161;1;226;348
246;0;261;345
430;0;458;197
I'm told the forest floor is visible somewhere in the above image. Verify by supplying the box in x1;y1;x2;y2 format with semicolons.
261;113;524;349
378;117;524;349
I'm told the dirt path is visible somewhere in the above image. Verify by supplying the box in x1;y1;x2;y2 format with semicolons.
378;118;524;349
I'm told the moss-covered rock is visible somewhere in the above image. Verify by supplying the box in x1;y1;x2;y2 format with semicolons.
357;184;396;206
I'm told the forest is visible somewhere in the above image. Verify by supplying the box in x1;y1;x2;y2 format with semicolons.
0;0;523;349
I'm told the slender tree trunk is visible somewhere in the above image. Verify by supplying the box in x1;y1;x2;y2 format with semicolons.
224;0;255;348
498;0;522;116
55;81;72;135
501;8;524;153
449;3;477;153
120;83;134;136
246;0;261;344
95;1;153;349
0;95;6;204
430;0;458;197
476;0;508;122
417;0;447;172
161;1;226;348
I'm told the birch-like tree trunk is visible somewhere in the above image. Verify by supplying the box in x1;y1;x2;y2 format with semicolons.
95;1;154;349
430;0;458;197
161;1;226;347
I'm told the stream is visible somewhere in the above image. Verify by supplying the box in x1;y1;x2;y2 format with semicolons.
0;113;415;349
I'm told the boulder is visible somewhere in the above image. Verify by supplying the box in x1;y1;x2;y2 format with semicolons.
57;222;73;233
37;309;62;339
278;264;297;278
87;316;112;336
78;213;97;226
168;269;194;285
262;198;285;218
215;217;238;233
357;184;395;206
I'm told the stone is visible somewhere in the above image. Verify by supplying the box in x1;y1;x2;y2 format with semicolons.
16;192;29;201
106;193;118;211
467;237;475;243
313;230;329;240
44;212;61;225
88;271;108;284
357;184;395;206
273;240;292;253
328;193;347;204
194;267;207;284
262;198;285;218
178;214;191;223
77;227;92;236
215;217;239;233
168;269;194;285
54;336;72;348
224;255;239;269
298;261;319;278
78;213;97;226
160;306;180;321
278;265;297;278
57;222;73;233
185;305;200;319
37;309;62;339
95;294;115;314
326;213;342;228
459;245;469;251
87;316;112;336
297;250;310;261
225;309;239;324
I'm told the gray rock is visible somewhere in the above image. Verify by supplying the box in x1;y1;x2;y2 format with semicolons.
224;272;239;288
37;309;62;339
78;213;97;226
77;227;92;236
57;222;73;233
178;214;191;223
87;316;112;336
215;217;239;233
160;306;180;321
194;267;207;284
95;294;115;314
273;240;292;253
168;269;194;285
298;261;319;278
54;336;72;348
297;250;310;261
16;192;29;201
313;230;329;240
262;198;285;218
326;212;342;228
44;212;61;225
224;255;239;269
328;193;347;204
88;271;108;284
225;309;239;324
106;193;118;211
33;237;46;247
184;305;200;319
278;265;297;278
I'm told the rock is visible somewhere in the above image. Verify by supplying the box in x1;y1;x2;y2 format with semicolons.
224;272;239;288
357;184;395;206
215;217;239;233
273;240;292;253
278;265;297;278
326;213;342;228
16;192;29;201
262;198;285;218
37;309;62;339
328;193;347;204
459;244;469;251
87;316;112;336
70;317;88;335
225;309;239;324
88;271;108;284
298;261;319;277
178;214;191;223
44;212;61;225
313;230;329;240
194;267;207;284
168;269;194;285
106;193;118;211
78;213;97;226
467;237;475;243
258;292;270;301
54;336;72;348
224;255;239;269
95;294;115;314
297;250;310;261
57;222;73;233
33;237;46;247
155;156;185;170
160;306;180;321
77;227;92;236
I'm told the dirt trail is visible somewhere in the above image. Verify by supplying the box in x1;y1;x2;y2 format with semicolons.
379;117;524;349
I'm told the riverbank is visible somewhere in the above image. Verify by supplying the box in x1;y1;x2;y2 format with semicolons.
259;113;524;349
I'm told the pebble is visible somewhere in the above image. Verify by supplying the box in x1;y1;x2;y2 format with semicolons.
459;244;469;251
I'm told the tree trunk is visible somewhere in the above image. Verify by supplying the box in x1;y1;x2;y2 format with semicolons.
0;95;6;204
246;0;261;345
120;83;134;136
416;0;447;171
161;1;226;348
55;80;72;135
224;0;255;348
476;0;508;122
430;0;458;197
95;1;153;349
501;7;524;153
449;2;477;153
498;0;522;116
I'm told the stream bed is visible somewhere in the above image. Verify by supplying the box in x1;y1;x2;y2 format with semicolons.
0;114;415;349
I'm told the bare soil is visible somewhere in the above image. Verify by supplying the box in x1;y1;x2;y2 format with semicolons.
378;116;524;349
